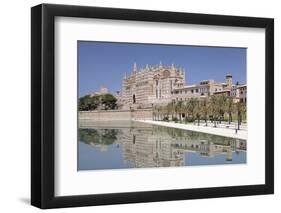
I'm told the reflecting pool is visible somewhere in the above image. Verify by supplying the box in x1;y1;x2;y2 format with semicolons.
78;121;246;171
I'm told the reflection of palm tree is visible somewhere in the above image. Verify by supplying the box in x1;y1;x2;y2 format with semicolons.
154;125;244;148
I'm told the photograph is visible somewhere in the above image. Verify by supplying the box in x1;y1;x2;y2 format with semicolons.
78;41;247;171
30;3;274;209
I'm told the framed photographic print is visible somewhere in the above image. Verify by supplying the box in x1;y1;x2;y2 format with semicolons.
31;3;274;209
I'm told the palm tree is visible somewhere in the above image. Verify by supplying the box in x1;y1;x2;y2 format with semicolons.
158;105;164;120
163;105;170;121
217;94;227;123
235;101;246;130
200;98;210;126
185;98;197;122
225;97;234;124
242;102;247;123
154;105;160;121
175;100;184;121
210;96;220;127
166;102;175;120
152;105;155;120
194;98;201;126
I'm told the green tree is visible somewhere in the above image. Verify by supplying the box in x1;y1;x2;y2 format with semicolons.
79;93;117;111
100;94;117;110
79;95;99;111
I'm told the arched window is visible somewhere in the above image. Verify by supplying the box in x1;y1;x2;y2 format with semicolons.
133;94;136;103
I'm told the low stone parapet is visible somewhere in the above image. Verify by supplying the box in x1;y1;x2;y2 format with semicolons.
79;109;153;121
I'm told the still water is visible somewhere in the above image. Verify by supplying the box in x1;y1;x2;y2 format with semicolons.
78;121;246;171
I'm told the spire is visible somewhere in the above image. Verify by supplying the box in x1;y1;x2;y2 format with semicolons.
171;63;175;70
159;60;162;68
133;62;137;72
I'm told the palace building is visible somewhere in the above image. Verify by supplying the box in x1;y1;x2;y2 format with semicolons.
116;62;246;109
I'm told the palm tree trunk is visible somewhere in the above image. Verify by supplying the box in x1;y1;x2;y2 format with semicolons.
237;112;241;130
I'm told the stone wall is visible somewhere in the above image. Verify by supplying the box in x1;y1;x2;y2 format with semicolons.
131;109;153;120
79;109;153;121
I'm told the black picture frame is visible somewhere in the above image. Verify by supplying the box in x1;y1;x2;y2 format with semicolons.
31;3;274;209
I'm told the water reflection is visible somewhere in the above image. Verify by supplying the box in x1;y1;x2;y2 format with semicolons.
78;121;246;170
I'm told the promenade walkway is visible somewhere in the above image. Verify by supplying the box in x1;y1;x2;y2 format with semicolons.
136;120;247;140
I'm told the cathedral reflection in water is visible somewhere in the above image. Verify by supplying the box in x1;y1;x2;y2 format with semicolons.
78;121;246;170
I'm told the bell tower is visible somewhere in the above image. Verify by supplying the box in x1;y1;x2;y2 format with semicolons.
226;74;232;88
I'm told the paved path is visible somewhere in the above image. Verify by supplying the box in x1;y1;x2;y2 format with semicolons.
136;120;247;140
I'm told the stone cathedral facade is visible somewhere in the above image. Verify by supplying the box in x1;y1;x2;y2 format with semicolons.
118;62;186;109
116;62;246;110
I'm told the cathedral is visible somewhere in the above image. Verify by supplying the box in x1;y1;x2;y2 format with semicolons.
117;62;246;110
118;62;186;109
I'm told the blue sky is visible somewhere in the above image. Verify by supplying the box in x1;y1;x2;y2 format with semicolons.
78;41;246;97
